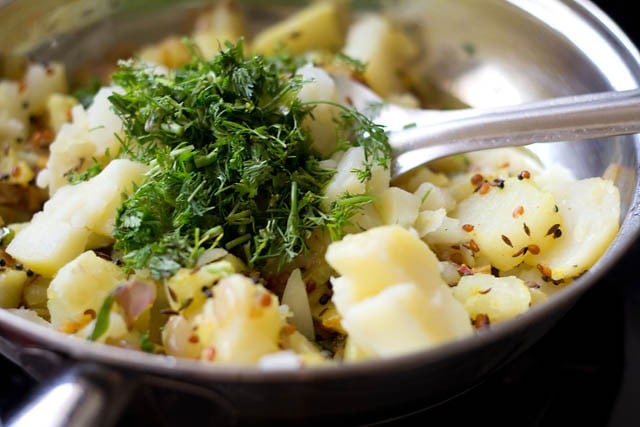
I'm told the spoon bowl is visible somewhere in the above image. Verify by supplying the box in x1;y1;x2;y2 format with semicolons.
333;75;640;179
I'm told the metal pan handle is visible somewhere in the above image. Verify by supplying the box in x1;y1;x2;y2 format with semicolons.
5;364;134;427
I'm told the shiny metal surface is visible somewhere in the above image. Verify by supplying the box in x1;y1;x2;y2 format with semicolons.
334;76;640;179
0;0;639;425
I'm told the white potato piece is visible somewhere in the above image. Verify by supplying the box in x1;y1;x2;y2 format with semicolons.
252;0;348;55
194;274;284;364
46;94;78;133
455;177;563;271
22;62;67;115
0;81;29;142
6;217;91;278
342;13;418;97
452;273;531;324
341;281;471;358
532;177;620;280
296;64;340;156
414;182;456;212
373;187;421;228
326;225;472;356
7;159;148;276
322;147;367;209
193;0;246;59
0;269;28;308
37;87;125;195
47;250;126;329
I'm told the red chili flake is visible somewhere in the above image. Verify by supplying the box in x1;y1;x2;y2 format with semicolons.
499;161;510;168
457;264;474;276
259;292;272;307
501;234;513;248
462;224;475;232
477;182;490;195
473;313;491;329
305;281;316;294
468;239;480;253
523;222;530;236
537;263;552;278
546;223;561;236
517;170;531;180
512;205;524;218
479;288;492;295
527;244;540;255
282;323;296;336
202;347;216;361
18;80;27;93
10;165;21;177
188;334;199;344
470;173;484;186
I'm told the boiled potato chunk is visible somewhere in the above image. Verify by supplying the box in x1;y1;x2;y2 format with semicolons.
373;187;421;228
452;273;531;324
47;250;126;329
342;13;418;97
193;274;284;364
326;225;472;357
252;0;348;55
37;87;125;195
0;269;28;308
22;62;67;115
165;260;236;319
533;177;620;280
341;281;471;358
6;218;90;278
7;159;148;277
455;178;562;271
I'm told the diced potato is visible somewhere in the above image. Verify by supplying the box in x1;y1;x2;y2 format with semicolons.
47;250;126;329
46;94;78;133
455;177;563;271
373;187;421;228
193;0;246;59
6;217;90;278
414;182;456;212
193;274;284;364
37;87;125;195
296;64;340;156
0;81;29;142
322;147;367;209
162;314;203;359
165;260;236;319
325;225;472;356
341;282;470;358
252;0;349;55
138;36;193;69
42;159;149;236
22;62;67;115
414;208;446;238
0;269;28;308
7;308;51;327
22;276;50;317
8;159;148;277
452;273;531;323
342;13;418;97
532;177;620;280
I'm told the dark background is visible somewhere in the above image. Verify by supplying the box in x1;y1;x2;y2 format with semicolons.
1;1;639;426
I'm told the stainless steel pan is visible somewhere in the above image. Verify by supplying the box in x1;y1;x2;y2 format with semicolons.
1;1;639;425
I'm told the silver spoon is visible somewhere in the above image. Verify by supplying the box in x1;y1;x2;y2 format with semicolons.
333;76;640;180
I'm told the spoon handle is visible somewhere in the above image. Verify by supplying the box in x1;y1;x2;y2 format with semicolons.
390;89;640;178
